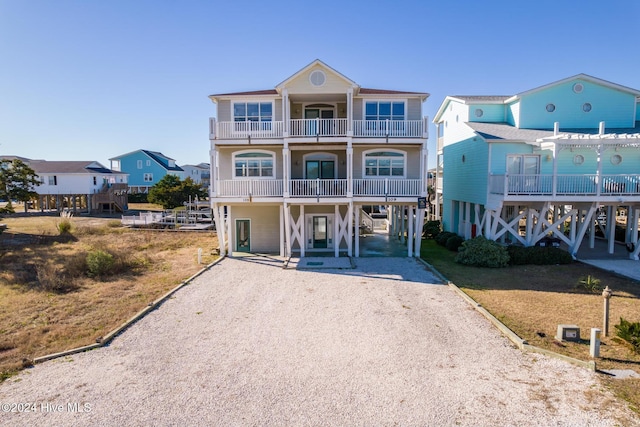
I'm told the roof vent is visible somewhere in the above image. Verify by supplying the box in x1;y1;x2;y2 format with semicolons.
309;70;326;87
573;83;584;94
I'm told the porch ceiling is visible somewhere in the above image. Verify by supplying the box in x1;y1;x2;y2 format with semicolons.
288;93;347;103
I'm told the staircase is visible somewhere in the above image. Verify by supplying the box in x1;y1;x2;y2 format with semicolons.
92;183;128;213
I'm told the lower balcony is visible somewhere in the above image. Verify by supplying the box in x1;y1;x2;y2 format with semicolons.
489;174;640;197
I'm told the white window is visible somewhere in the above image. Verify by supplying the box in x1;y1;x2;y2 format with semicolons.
48;176;57;185
233;151;275;178
506;155;539;175
146;160;151;166
143;173;153;182
234;102;273;123
365;101;405;121
137;160;143;169
363;150;406;178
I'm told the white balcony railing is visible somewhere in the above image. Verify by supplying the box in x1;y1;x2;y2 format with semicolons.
352;120;424;137
289;179;348;197
489;174;640;196
216;180;283;197
210;118;426;139
353;179;422;197
289;118;348;137
212;120;284;139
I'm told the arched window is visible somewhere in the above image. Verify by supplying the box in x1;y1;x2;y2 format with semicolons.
363;150;406;178
233;150;275;178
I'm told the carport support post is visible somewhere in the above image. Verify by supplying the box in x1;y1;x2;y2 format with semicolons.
602;286;612;336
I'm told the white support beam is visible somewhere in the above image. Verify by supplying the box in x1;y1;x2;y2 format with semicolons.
414;206;425;257
227;206;233;256
407;205;414;257
355;206;360;257
279;205;285;257
347;202;353;257
212;203;226;257
335;204;340;257
570;203;597;257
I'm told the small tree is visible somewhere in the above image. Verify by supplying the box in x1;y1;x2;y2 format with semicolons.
0;159;39;213
147;175;207;209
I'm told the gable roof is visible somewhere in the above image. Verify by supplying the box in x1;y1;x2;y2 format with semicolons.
209;89;278;98
275;59;358;91
505;74;640;103
433;95;510;122
28;160;125;175
109;149;183;172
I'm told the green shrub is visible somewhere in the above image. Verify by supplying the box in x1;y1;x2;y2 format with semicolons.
576;275;602;293
455;236;509;268
507;246;573;265
422;220;441;239
128;193;148;203
56;219;72;234
445;235;465;251
435;231;457;246
86;250;115;278
615;317;640;353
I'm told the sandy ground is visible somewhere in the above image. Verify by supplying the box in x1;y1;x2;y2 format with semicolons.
0;256;638;426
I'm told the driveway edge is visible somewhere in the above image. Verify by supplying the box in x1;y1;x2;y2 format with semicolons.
32;256;226;365
417;257;597;371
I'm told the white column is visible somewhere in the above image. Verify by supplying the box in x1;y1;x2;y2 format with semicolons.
283;148;290;197
407;205;414;257
347;88;353;135
300;205;305;258
335;204;340;258
212;203;225;257
347;202;353;257
279;205;285;257
346;145;353;197
227;206;233;256
414;207;425;257
355;206;360;257
283;203;291;258
401;205;406;243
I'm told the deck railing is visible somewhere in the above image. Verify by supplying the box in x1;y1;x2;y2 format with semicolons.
216;179;283;197
289;118;348;137
489;174;640;196
210;118;426;139
353;179;422;196
289;179;348;197
352;120;424;137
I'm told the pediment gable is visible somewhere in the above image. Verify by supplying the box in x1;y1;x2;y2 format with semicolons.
276;59;359;95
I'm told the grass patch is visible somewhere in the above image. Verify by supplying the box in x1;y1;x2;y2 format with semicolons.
0;215;219;381
420;239;640;413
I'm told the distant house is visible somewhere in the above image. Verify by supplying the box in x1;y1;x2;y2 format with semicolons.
433;74;640;260
109;149;184;193
181;163;211;191
27;160;129;213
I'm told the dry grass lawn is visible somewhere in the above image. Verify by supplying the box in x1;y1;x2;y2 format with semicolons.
420;239;640;414
0;214;218;380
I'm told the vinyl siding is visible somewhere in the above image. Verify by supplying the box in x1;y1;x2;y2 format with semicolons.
442;136;488;206
468;104;505;123
518;79;636;129
507;101;519;127
438;101;476;148
285;66;352;95
218;100;231;122
230;205;280;253
407;98;422;120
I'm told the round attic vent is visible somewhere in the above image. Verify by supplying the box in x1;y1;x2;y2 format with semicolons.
309;70;326;87
573;83;584;93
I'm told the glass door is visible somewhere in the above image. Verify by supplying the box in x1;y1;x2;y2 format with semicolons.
236;219;250;252
313;216;328;248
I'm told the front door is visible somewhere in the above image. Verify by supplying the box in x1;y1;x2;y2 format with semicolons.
236;219;250;252
313;216;328;248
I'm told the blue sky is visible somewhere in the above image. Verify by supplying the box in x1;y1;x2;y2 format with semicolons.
1;0;638;168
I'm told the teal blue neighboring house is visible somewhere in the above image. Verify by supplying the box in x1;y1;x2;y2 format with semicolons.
433;74;640;260
109;149;184;193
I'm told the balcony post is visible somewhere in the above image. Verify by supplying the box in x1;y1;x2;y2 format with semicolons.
347;88;353;136
283;89;290;137
347;146;353;197
503;174;508;195
283;148;290;197
209;118;216;140
552;144;558;197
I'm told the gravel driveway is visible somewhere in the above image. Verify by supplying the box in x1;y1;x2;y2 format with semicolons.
1;256;637;426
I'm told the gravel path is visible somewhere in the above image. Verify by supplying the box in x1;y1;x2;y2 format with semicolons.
1;256;637;426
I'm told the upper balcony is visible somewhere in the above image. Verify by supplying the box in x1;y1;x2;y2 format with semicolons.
209;118;428;142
